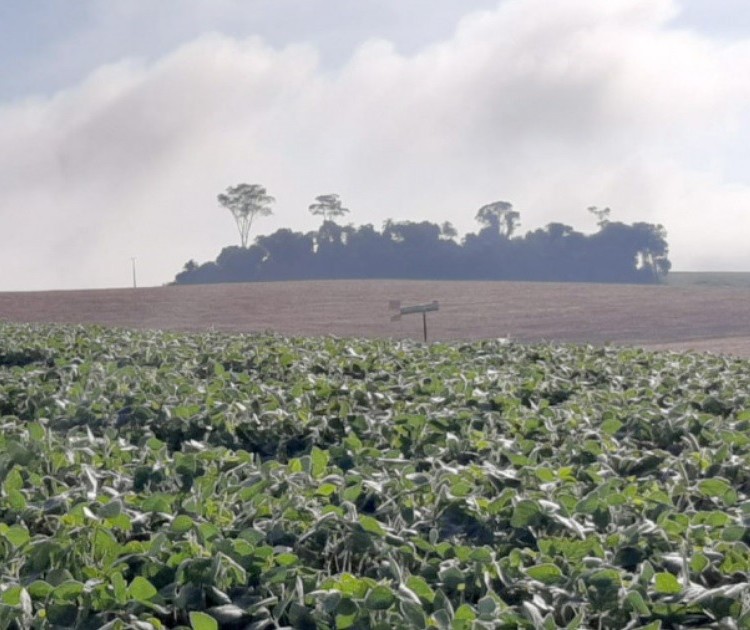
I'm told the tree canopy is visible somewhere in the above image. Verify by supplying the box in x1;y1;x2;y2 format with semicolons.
309;194;350;222
218;183;275;247
475;201;520;237
175;202;671;285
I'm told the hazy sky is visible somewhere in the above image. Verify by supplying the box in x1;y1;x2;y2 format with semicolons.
2;0;750;290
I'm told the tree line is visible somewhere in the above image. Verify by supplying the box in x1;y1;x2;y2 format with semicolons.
173;183;671;285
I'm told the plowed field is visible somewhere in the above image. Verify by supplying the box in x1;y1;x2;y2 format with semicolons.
1;280;749;356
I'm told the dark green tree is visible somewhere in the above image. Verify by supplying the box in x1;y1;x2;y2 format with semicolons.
309;194;350;223
476;201;520;237
588;205;612;227
218;183;275;247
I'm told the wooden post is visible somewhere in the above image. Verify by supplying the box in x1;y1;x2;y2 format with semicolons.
389;300;439;342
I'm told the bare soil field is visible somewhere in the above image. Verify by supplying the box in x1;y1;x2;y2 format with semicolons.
1;280;749;357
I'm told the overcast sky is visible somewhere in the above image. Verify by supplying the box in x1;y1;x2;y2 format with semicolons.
2;0;750;290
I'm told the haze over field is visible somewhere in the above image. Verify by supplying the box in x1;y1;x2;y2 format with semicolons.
1;0;749;290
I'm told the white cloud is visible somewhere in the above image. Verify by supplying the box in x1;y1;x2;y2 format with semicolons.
0;0;749;289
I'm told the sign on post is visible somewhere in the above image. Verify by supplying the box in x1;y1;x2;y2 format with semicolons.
389;300;439;342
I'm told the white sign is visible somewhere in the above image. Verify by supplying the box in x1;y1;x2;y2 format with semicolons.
389;300;440;341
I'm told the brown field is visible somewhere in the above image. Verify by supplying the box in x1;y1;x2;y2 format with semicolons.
1;279;750;357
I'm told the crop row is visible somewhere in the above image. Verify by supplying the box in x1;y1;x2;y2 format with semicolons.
0;323;749;628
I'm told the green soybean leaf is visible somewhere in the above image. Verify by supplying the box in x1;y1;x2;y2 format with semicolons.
99;498;123;519
27;422;45;441
171;514;194;533
2;585;24;606
626;590;650;615
276;553;298;567
335;598;359;629
27;580;53;599
53;581;85;601
698;478;732;497
4;525;30;548
526;563;564;585
7;490;25;510
455;604;476;621
128;576;158;602
4;467;23;492
311;447;329;478
511;500;542;528
601;417;623;435
477;596;496;616
366;585;395;610
406;576;435;604
439;567;465;589
653;572;681;595
450;481;473;497
359;515;385;536
190;611;218;630
111;572;127;604
400;600;426;628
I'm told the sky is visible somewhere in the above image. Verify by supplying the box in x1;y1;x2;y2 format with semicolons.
1;0;750;290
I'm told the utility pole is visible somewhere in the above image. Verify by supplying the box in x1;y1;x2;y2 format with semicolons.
131;258;137;289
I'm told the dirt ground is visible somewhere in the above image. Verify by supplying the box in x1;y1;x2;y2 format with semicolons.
1;279;749;357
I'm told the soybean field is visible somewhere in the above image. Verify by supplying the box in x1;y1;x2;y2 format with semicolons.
0;323;749;627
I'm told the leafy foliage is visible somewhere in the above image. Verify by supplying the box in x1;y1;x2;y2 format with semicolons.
0;323;749;628
217;183;275;248
309;194;350;222
176;208;671;285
